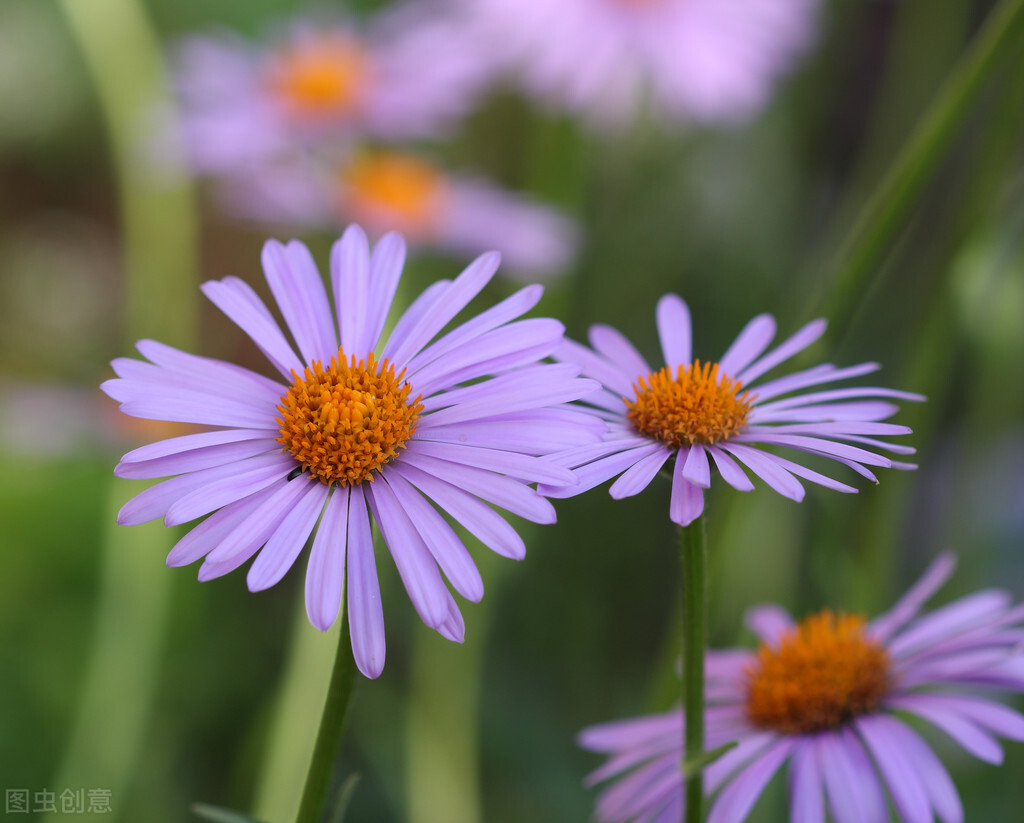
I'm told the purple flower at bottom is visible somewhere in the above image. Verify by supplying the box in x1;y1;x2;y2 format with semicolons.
542;294;924;526
101;225;602;678
579;554;1024;823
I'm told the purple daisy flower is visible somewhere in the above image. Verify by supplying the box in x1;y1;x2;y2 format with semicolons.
449;0;819;129
540;294;923;526
101;225;602;678
580;553;1024;823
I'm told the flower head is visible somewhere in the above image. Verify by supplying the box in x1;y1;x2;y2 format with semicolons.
580;553;1024;822
450;0;819;129
542;294;924;526
101;226;601;678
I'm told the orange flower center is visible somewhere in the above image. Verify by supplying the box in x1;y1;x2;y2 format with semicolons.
745;611;891;734
266;36;366;118
341;152;445;236
277;350;422;486
625;360;753;447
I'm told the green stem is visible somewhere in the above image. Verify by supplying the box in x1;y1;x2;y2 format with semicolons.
295;608;358;823
810;0;1024;333
681;517;708;823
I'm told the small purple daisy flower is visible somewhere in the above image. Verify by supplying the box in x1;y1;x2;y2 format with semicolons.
101;225;601;678
580;553;1024;823
541;294;924;526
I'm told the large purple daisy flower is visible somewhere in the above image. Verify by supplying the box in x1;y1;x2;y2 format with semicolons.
101;225;601;678
580;553;1024;822
541;294;923;525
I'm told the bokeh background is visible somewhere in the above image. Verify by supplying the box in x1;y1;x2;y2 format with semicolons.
2;0;1024;821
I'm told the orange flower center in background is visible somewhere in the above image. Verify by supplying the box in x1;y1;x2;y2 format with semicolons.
341;152;445;236
625;361;753;447
266;36;366;118
277;350;422;486
744;611;891;734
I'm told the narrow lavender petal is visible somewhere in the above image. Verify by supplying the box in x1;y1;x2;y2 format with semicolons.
705;730;777;792
655;293;692;370
164;453;295;526
587;323;652;380
405;283;544;376
346;486;386;678
136;339;285;402
754;385;925;414
882;717;964;823
246;480;329;591
745;605;795;646
201;276;303;379
867;553;956;641
554;337;637;397
737;319;827;385
364;231;406;353
416;409;604;455
885;695;1003;764
582;723;679;784
391;462;526;560
381;279;451;363
261;239;337;365
579;711;682;754
305;486;349;631
365;479;450;629
384;252;500;371
110;382;274;430
681;443;711;488
707;738;793;823
650;794;683;823
406;439;578;486
752;401;903;425
669;455;705;526
734;433;892;468
409;318;564;396
888;591;1013;658
115;438;279;479
166;484;279;567
608;446;673;500
789;741;825;823
434;589;466;643
750;362;880;403
834;433;918;455
707;446;755;491
898;647;1024;688
817;729;888;823
201;477;310;565
748;421;913;438
719;443;805;501
382;471;484;602
544;435;654;470
718;314;776;378
399;450;556;523
331;225;371;356
595;751;678;822
119;428;277;463
855;715;933;823
541;442;665;500
739;450;859;495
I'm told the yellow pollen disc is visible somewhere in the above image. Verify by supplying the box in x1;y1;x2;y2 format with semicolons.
625;360;753;447
266;36;366;117
744;611;891;735
276;350;422;486
341;152;445;237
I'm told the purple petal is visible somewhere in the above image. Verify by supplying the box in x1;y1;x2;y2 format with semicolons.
542;441;665;500
434;589;466;643
656;293;692;370
115;437;278;479
817;728;888;823
331;225;371;356
745;605;795;646
733;433;892;468
365;478;450;629
347;486;386;678
706;738;793;823
554;337;637;397
261;239;337;365
707;446;755;491
867;554;956;642
681;443;711;488
364;231;406;353
737;319;826;385
135;339;285;403
110;382;274;429
305;486;350;631
669;455;705;526
718;314;776;378
855;715;938;823
416;408;604;456
888;591;1013;659
587;323;651;381
246;481;329;591
750;362;880;403
886;694;1004;764
608;446;673;499
391;462;526;560
201;276;303;379
166;484;280;567
118;427;277;463
406;439;577;486
789;741;825;823
719;443;805;501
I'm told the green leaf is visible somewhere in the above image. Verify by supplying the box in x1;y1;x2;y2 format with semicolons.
327;773;362;823
190;803;267;823
682;741;739;779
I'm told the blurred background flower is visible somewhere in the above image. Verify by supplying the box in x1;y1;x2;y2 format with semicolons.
3;0;1024;821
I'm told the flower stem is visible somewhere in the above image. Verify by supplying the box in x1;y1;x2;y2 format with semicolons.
681;516;708;823
295;609;358;823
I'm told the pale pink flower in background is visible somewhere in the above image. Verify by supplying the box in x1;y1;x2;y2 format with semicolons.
450;0;819;129
219;150;579;279
580;553;1024;822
